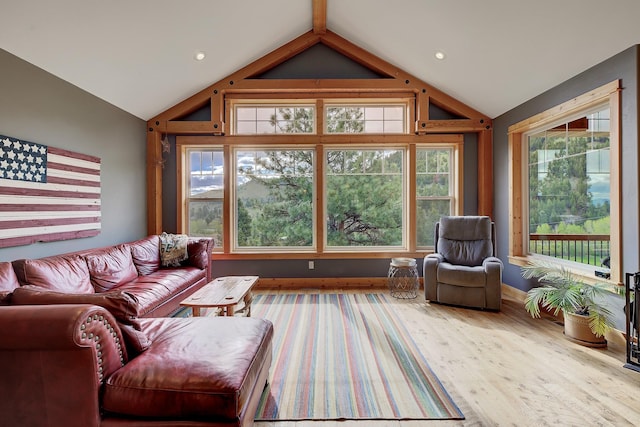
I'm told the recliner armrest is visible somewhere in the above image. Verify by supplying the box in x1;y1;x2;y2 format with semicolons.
482;256;503;271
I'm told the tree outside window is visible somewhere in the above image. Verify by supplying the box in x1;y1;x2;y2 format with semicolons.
325;149;404;247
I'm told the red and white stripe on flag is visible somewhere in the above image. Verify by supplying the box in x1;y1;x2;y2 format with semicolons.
0;135;101;248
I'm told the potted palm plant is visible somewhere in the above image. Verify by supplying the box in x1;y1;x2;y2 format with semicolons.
521;261;614;348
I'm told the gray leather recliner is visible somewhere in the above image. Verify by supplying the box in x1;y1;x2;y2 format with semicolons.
423;216;503;311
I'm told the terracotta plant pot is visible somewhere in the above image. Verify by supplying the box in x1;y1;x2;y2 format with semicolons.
563;311;607;348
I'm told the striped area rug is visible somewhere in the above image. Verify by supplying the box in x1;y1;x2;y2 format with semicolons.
252;293;464;421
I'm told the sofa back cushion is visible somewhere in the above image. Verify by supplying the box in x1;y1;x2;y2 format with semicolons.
12;254;94;294
85;244;139;292
10;286;141;319
129;235;161;276
437;216;494;267
0;262;19;305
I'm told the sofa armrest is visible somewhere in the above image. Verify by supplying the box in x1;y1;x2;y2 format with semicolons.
0;304;127;426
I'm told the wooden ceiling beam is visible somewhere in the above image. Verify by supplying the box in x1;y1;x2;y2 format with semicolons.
313;0;327;34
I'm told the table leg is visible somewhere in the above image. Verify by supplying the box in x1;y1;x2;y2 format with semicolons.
192;307;201;317
226;305;235;316
244;292;253;317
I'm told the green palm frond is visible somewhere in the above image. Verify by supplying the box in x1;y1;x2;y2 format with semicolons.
520;260;614;337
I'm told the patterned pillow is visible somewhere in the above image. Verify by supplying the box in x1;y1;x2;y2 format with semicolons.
159;232;189;267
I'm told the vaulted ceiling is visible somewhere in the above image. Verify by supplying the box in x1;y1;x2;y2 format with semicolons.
2;0;639;120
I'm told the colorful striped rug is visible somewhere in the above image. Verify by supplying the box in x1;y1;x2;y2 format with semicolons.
252;293;464;421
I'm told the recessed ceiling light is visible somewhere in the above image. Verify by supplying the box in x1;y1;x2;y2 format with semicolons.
434;51;446;60
194;51;206;61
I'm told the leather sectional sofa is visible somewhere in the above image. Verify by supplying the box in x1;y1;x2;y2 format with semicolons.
0;235;274;426
1;234;215;317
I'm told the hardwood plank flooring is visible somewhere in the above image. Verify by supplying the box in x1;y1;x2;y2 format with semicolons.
254;288;640;427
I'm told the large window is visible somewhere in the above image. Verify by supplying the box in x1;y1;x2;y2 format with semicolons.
325;149;404;249
180;99;462;255
234;148;314;251
527;108;610;265
508;81;620;282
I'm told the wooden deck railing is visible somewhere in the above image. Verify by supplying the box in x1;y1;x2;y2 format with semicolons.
529;234;610;267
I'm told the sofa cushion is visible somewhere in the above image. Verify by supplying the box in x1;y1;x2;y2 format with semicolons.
85;244;138;292
114;268;206;317
0;262;19;305
102;316;273;420
437;262;487;287
129;235;161;276
12;254;93;294
10;286;141;319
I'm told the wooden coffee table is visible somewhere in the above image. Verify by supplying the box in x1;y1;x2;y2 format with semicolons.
180;276;259;317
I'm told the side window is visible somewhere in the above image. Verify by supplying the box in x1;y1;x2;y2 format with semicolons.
508;80;620;282
416;147;456;248
186;149;224;247
527;108;610;267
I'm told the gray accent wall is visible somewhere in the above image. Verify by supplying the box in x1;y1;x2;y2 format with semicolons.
0;48;147;262
493;45;639;292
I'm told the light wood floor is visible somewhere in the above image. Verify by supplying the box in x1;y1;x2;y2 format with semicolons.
254;288;640;427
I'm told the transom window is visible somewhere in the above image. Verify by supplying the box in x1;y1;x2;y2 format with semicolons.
234;105;315;135
325;104;406;134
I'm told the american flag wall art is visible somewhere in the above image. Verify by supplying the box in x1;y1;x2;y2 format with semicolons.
0;134;101;248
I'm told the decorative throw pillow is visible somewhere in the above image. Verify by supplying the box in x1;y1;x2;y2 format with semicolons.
159;232;189;267
85;244;139;293
117;318;152;357
182;238;212;270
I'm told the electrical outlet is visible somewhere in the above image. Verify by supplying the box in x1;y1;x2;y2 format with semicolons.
308;260;315;270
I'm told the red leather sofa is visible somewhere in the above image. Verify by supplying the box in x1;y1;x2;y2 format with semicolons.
0;236;274;426
1;234;214;317
0;303;273;426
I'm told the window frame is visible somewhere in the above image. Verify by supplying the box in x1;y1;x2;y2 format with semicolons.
177;93;464;258
231;145;317;253
507;80;621;284
323;145;408;252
